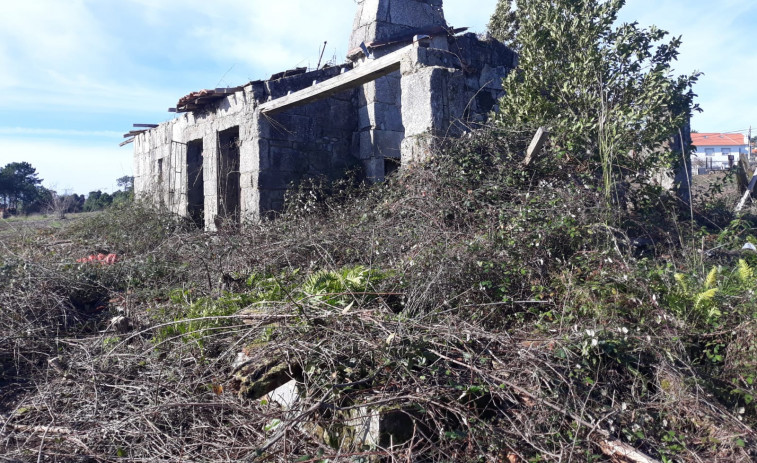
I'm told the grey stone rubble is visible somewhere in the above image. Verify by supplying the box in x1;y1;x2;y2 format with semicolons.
131;0;517;229
260;378;416;454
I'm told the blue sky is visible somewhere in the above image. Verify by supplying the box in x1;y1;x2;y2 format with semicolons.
0;0;755;194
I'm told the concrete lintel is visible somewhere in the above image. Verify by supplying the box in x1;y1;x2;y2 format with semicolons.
260;45;413;115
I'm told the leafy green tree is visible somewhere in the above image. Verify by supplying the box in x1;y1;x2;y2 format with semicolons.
116;176;134;192
0;162;44;212
488;0;519;49
114;176;135;206
0;168;11;209
83;190;114;212
490;0;701;199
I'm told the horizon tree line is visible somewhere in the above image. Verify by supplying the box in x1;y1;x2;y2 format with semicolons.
0;161;134;216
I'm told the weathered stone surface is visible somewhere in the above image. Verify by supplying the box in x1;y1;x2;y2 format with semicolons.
265;379;300;409
358;102;404;132
303;403;421;458
358;73;401;107
480;64;506;91
401;134;437;166
400;66;449;137
233;354;303;400
349;0;446;53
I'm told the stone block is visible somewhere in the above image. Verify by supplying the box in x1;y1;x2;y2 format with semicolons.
401;134;437;165
235;355;303;400
305;404;421;457
253;139;271;170
373;130;404;158
319;98;355;132
265;379;300;409
308;151;332;173
357;130;402;160
358;73;401;107
359;0;389;26
479;64;507;91
269;146;307;172
261;189;287;213
387;0;445;29
288;114;314;143
258;171;290;190
241;187;260;220
358;131;375;160
358;102;403;132
445;71;469;125
260;114;291;141
349;0;445;51
363;157;384;181
401;67;449;136
330;151;362;174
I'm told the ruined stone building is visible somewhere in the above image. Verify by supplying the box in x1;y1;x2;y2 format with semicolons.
128;0;517;228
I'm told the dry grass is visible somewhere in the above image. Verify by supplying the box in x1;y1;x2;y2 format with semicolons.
1;130;756;462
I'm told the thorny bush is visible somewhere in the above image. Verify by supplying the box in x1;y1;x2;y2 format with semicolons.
0;128;756;462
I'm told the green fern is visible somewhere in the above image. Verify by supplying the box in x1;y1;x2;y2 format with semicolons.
674;273;687;293
301;265;386;307
736;259;753;285
704;266;719;289
693;288;718;312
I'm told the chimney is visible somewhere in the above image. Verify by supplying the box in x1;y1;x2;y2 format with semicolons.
348;0;447;58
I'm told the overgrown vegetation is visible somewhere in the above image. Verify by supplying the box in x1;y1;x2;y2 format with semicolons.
2;2;756;462
1;127;756;461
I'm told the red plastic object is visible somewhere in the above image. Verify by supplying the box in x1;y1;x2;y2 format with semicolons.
76;253;119;265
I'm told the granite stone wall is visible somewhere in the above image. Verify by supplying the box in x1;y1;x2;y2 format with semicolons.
133;0;517;228
133;65;358;228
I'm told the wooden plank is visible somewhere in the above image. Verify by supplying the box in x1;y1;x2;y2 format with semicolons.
259;46;410;115
119;138;135;147
133;124;158;128
737;152;750;194
735;165;757;212
522;127;549;166
123;130;147;138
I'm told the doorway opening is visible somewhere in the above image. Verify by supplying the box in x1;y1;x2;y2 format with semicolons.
218;127;241;223
186;139;204;228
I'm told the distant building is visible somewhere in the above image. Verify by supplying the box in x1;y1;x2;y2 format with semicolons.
691;132;748;172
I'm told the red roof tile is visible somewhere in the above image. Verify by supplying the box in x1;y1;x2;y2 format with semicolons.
692;133;746;147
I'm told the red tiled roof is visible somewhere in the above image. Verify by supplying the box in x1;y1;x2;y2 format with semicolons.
692;133;746;147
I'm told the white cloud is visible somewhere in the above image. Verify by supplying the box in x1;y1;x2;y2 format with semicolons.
0;73;176;115
0;0;113;88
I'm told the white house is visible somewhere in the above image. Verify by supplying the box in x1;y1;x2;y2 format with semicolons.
692;132;748;172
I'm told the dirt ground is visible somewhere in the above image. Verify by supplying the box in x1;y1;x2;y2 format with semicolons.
0;212;99;239
691;170;740;203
